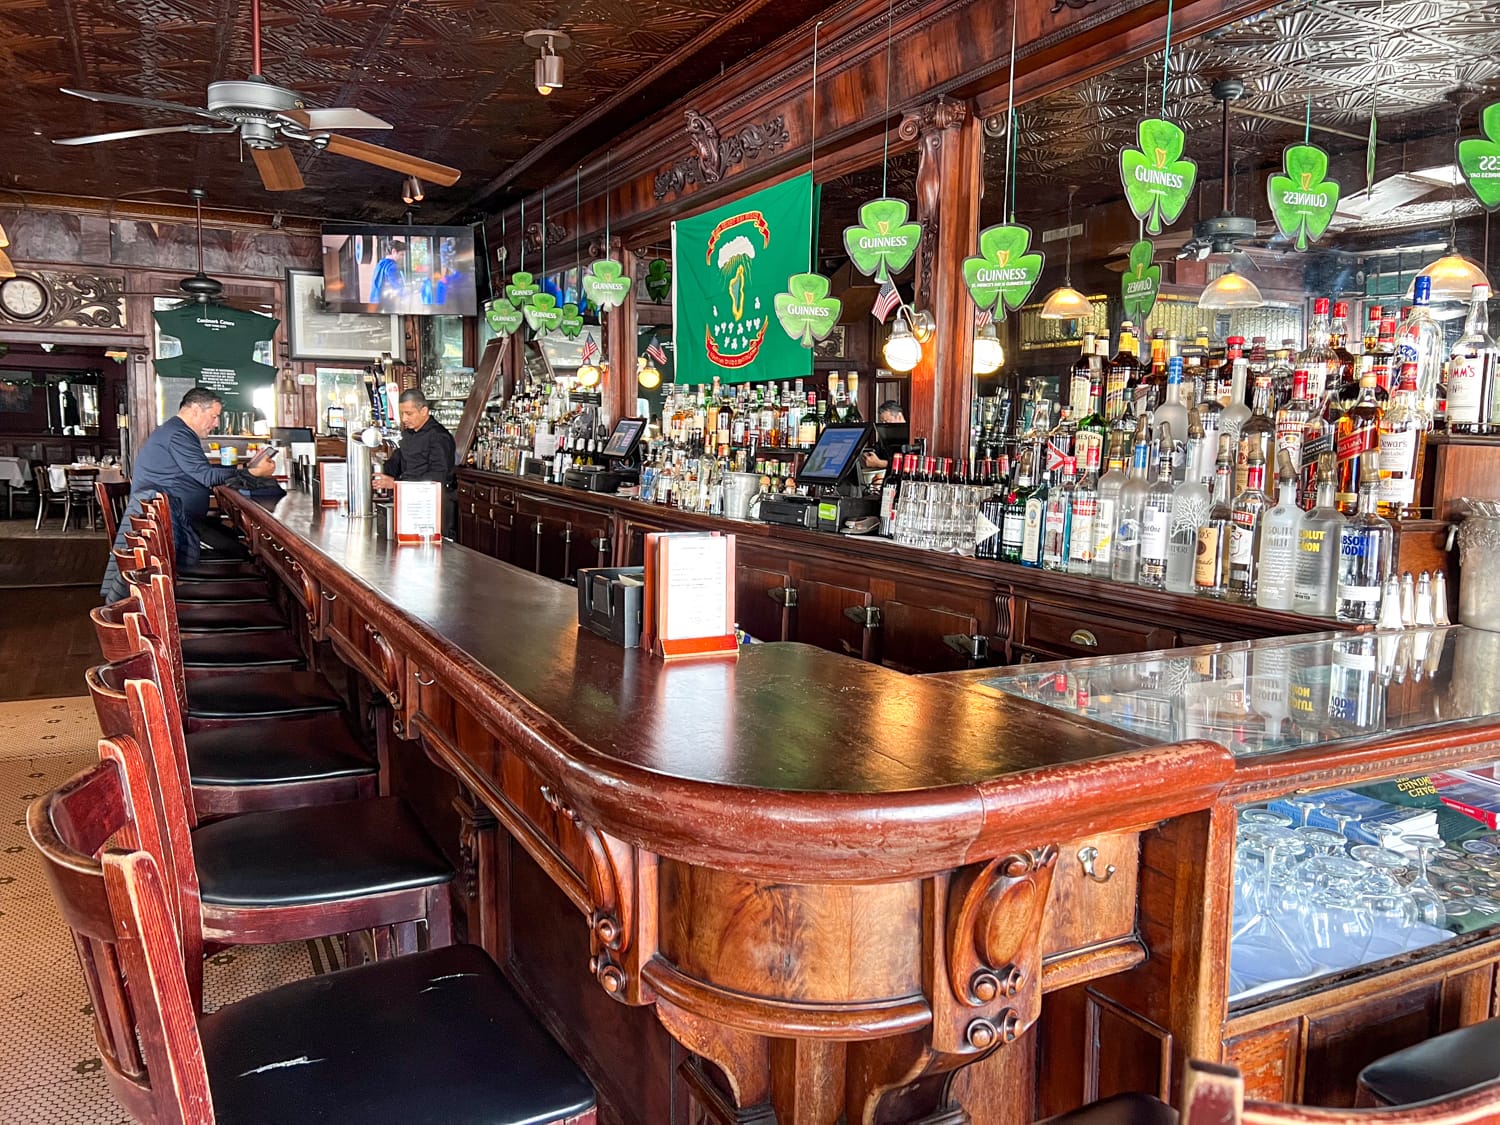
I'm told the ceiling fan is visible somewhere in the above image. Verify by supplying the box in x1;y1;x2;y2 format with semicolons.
129;189;271;314
50;0;459;194
1172;79;1272;274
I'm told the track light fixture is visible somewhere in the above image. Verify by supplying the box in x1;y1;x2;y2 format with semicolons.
524;30;570;96
400;176;424;204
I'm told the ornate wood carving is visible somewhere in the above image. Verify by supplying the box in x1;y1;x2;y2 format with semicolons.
897;97;966;308
452;790;500;951
653;113;790;200
0;270;126;330
1050;0;1102;11
655;994;773;1116
523;219;568;254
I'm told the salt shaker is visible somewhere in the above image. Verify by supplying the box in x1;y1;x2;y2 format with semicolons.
1415;571;1435;627
1433;570;1451;627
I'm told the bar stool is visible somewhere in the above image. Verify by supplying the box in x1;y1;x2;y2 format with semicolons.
128;516;271;600
31;755;598;1125
92;598;306;672
151;491;264;577
110;542;286;634
88;672;454;1010
88;644;378;818
95;478;130;541
1355;1018;1500;1107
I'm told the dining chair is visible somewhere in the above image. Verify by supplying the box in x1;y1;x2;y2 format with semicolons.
96;478;131;541
33;464;68;529
64;465;100;530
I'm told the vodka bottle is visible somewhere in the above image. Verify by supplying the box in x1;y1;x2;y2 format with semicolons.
1042;461;1076;571
1448;283;1497;435
1154;356;1189;481
1398;277;1445;421
1336;481;1393;624
1292;454;1344;617
1166;409;1211;594
1376;363;1427;519
1138;426;1176;590
1091;430;1129;577
1109;415;1152;583
1194;435;1236;598
1220;355;1252;452
1228;443;1271;602
1256;451;1302;611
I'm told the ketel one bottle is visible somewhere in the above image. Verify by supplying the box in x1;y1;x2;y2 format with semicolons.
1228;443;1272;603
1137;424;1176;591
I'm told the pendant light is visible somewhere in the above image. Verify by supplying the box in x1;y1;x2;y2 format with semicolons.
1197;79;1263;311
1411;97;1491;302
972;323;1004;374
636;355;661;390
882;308;933;373
0;222;13;279
525;30;569;97
576;361;602;388
1039;187;1092;320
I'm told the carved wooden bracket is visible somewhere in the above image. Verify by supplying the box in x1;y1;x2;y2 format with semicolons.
928;845;1059;1056
897;97;969;306
0;270;126;330
653;112;790;200
524;218;567;254
452;791;500;953
1050;0;1102;12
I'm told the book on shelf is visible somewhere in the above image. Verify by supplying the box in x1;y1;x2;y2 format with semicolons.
1431;767;1500;830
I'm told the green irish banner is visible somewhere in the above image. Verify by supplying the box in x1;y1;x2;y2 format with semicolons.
672;173;813;385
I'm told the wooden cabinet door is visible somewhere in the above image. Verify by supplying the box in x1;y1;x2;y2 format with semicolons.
455;482;479;550
878;580;1005;674
735;563;792;643
535;515;571;582
620;516;668;568
790;572;876;660
491;503;515;564
571;512;614;577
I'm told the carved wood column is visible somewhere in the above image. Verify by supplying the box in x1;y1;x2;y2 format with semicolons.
900;97;981;464
603;244;638;425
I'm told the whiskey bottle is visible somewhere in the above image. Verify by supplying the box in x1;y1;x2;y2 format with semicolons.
1448;283;1497;435
1375;363;1426;519
1193;434;1235;598
1000;448;1035;564
1108;324;1141;423
1334;369;1382;510
1336;481;1393;624
1237;375;1276;497
1070;333;1097;413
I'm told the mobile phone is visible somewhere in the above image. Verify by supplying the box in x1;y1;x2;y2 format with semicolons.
248;443;277;468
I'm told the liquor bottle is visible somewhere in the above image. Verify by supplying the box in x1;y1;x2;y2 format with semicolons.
1107;324;1141;422
1075;357;1108;472
1220;353;1252;450
1138;333;1168;416
1398;277;1445;421
716;388;733;455
1071;333;1097;413
1366;310;1399;396
1215;336;1246;410
1228;442;1271;602
1237;375;1276;497
1256;451;1302;611
1194;435;1236;598
1091;430;1129;577
1266;343;1295;411
879;453;906;538
1019;462;1050;567
1000;448;1035;564
1336;481;1393;624
1376;363;1427;519
1138;425;1176;590
975;460;1006;559
1296;382;1335;511
1297;298;1337;404
1110;415;1153;584
1042;459;1076;571
705;377;721;446
1448;283;1497;435
1154;356;1189;481
1166;408;1211;594
1329;300;1359;405
1334;369;1382;510
1068;439;1101;576
1292;454;1344;617
1274;369;1316;479
1195;371;1223;486
798;391;819;446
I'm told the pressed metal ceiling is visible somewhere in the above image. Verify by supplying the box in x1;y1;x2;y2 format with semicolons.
0;0;837;221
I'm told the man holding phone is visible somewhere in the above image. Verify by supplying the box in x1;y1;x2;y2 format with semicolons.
130;386;275;556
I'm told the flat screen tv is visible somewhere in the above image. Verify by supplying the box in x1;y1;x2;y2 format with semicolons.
321;225;477;316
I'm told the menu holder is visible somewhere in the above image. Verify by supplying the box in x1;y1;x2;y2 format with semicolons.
641;532;737;661
318;460;348;509
393;480;444;544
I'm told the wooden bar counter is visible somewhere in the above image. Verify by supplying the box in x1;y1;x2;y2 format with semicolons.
221;487;1237;1124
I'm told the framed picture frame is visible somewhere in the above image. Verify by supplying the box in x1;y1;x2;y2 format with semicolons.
813;324;847;360
285;268;403;361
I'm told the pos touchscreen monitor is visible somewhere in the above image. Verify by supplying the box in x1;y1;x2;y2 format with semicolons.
601;417;647;461
796;423;872;487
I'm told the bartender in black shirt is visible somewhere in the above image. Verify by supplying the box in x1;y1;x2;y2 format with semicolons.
372;389;458;536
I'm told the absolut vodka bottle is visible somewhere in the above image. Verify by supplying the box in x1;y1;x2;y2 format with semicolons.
1336;481;1393;624
1255;451;1302;611
1109;416;1153;584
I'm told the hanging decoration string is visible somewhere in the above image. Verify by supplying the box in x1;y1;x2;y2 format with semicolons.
518;200;525;273
575;166;582;279
1159;0;1174;118
1305;96;1311;144
881;0;895;196
1001;0;1019;222
604;149;612;257
810;20;824;197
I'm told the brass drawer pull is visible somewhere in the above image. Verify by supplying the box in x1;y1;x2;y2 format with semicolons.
322;590;338;601
1077;845;1116;884
414;671;436;687
1069;628;1099;648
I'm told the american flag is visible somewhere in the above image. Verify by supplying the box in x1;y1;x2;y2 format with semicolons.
580;334;600;365
646;339;668;365
975;307;994;329
872;278;901;324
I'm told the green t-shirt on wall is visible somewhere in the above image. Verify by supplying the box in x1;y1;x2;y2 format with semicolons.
154;304;279;416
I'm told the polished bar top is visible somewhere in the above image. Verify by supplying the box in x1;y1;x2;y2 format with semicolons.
224;488;1236;877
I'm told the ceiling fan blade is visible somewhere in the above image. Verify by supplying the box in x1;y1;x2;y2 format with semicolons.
318;134;461;186
280;107;392;131
54;123;233;146
251;145;305;192
219;295;275;313
60;87;221;122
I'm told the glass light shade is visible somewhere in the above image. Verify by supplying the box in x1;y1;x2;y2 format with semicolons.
0;248;12;280
637;362;661;390
1198;269;1263;310
883;316;923;373
1038;284;1092;320
0;221;9;248
576;363;601;388
1414;252;1491;304
972;325;1004;375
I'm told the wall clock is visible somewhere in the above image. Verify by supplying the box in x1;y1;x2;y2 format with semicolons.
0;276;48;321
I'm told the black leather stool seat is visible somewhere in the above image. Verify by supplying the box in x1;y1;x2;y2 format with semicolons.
186;671;344;720
181;631;305;670
201;943;597;1125
1358;1018;1500;1106
177;602;286;634
186;715;375;787
1039;1094;1178;1125
192;796;452;907
172;577;273;605
179;559;262;581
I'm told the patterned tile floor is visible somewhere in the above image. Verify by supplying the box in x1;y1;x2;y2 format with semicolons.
0;696;337;1123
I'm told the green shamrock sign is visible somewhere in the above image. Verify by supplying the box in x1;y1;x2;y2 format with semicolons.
524;292;562;334
1119;118;1197;235
773;272;842;348
645;258;672;302
962;224;1044;318
1267;144;1341;250
505;271;539;306
558;302;584;339
484;297;525;336
1457;101;1500;211
843;197;921;282
582;259;632;310
1121;239;1161;323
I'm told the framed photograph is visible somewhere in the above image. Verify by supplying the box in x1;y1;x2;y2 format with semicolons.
813;324;847;360
285;268;403;361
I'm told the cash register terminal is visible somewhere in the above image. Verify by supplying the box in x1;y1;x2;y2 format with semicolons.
563;416;645;493
757;422;880;532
